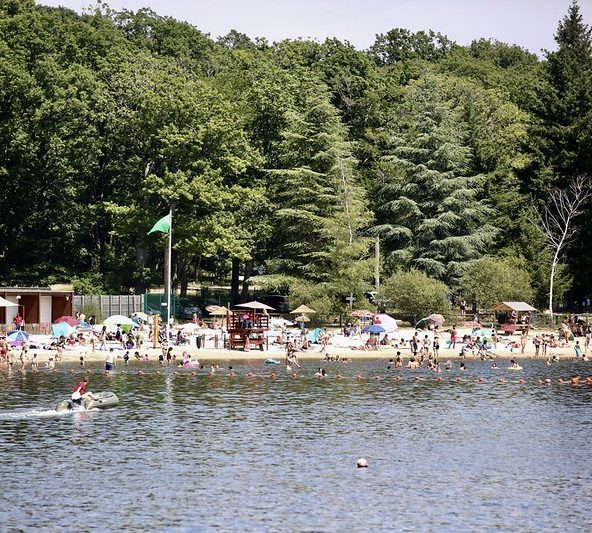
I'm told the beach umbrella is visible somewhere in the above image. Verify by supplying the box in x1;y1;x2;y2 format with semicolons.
54;316;78;326
351;309;374;318
293;314;311;322
206;305;233;316
271;317;294;327
7;330;29;345
77;320;93;331
52;323;75;338
291;304;316;315
236;301;276;311
459;321;482;329
104;315;134;327
363;324;385;334
427;314;445;327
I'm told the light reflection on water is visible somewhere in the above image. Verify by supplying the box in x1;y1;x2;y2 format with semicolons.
0;359;591;532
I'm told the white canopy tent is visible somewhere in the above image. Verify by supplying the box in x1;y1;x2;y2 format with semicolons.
373;313;398;333
0;296;17;308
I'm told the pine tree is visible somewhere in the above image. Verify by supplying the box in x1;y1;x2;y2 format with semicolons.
544;0;592;179
269;80;372;290
375;74;497;283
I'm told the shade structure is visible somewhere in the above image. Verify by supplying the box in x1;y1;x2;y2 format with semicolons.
363;324;385;334
293;314;311;322
7;330;29;345
54;316;78;326
492;302;537;312
270;317;294;327
0;296;17;308
351;309;374;318
104;315;134;327
52;322;76;338
459;321;482;329
206;305;233;316
236;301;276;311
427;314;445;327
373;314;398;333
290;305;316;315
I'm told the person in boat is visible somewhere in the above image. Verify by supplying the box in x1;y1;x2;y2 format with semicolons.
71;377;96;405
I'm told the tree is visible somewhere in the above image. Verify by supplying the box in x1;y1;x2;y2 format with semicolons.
459;257;533;309
369;28;455;65
380;269;451;319
536;175;592;319
543;0;592;179
374;74;497;283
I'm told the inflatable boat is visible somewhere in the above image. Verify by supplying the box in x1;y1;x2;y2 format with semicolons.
56;391;119;412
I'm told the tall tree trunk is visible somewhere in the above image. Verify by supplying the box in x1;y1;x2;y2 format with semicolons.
230;258;240;305
179;256;188;298
241;260;252;301
134;234;148;294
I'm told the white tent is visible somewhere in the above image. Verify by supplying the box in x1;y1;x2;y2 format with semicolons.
0;296;17;308
373;313;398;333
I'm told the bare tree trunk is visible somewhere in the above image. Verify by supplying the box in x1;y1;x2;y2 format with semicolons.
549;253;558;322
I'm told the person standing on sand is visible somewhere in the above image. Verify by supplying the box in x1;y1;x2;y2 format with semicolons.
449;326;457;349
520;330;528;356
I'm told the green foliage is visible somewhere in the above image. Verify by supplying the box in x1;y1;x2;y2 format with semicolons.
374;74;497;283
1;1;591;313
459;257;534;309
380;269;452;319
72;273;106;295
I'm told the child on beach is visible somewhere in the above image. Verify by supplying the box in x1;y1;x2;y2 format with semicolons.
574;341;583;359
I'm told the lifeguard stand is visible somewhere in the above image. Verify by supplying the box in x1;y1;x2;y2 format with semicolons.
228;311;269;350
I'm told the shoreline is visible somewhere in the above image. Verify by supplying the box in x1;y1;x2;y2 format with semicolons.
10;344;583;364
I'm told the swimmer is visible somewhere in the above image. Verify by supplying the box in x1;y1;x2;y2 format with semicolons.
491;362;498;369
459;362;466;371
406;357;419;369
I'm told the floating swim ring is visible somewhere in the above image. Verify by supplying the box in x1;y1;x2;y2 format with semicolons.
265;359;281;365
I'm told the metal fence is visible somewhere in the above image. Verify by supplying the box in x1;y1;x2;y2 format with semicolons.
73;295;143;321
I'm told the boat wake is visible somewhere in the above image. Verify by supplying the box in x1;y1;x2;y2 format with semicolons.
0;408;72;420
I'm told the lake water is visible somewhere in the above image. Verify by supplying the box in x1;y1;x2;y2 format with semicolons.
0;359;591;532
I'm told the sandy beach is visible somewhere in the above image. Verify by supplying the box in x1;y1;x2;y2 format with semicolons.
10;327;585;365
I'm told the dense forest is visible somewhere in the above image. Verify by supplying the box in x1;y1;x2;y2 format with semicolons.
1;0;591;318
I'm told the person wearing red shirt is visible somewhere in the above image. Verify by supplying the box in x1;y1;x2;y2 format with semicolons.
71;377;95;405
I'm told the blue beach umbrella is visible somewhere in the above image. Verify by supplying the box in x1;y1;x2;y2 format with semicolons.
77;320;93;331
7;330;29;346
52;322;75;338
363;324;385;334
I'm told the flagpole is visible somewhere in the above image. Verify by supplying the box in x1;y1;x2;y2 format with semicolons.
166;207;173;345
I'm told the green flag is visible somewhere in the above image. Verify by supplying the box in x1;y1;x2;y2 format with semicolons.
148;214;171;235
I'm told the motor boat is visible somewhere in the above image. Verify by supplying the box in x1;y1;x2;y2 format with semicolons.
56;391;119;411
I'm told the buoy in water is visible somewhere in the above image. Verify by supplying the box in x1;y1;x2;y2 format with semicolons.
357;458;368;468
